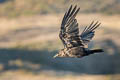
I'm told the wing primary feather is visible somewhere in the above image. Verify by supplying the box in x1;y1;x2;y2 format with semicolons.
86;21;95;31
69;5;77;17
67;6;79;24
71;7;80;20
61;12;67;28
91;23;101;31
66;7;80;27
62;5;72;27
72;7;80;18
65;7;80;28
81;21;94;35
81;26;88;35
88;21;99;31
65;5;72;18
83;21;94;33
64;5;73;23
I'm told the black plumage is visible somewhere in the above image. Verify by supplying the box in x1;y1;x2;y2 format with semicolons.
54;5;103;58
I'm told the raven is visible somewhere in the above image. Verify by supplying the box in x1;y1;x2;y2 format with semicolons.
54;5;103;58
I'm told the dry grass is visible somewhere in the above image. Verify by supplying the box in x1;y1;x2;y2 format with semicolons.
0;13;120;48
0;70;119;80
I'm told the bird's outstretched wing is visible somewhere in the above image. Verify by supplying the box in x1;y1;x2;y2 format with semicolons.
80;21;101;44
59;5;83;48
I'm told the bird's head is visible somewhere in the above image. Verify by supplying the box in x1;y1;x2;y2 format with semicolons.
53;49;67;58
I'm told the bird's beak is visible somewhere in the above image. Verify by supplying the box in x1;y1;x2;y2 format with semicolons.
53;54;58;58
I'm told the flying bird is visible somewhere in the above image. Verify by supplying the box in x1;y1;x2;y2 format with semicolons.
54;5;103;58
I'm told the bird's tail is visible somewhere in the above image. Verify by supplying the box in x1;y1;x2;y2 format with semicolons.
90;49;104;53
85;49;103;56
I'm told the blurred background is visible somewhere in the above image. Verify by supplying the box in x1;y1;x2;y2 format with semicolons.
0;0;120;80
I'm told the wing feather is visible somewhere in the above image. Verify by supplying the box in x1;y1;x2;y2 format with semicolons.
60;5;83;48
80;21;101;44
59;5;101;48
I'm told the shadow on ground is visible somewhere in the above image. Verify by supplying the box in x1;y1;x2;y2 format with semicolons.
0;39;120;74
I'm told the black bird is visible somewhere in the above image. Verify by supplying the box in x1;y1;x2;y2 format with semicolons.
54;5;103;58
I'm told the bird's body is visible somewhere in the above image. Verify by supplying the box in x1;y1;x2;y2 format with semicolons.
54;47;85;58
54;47;103;58
62;47;85;58
54;5;103;58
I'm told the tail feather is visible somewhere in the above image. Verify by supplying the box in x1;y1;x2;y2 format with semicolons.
85;49;103;56
90;49;104;53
